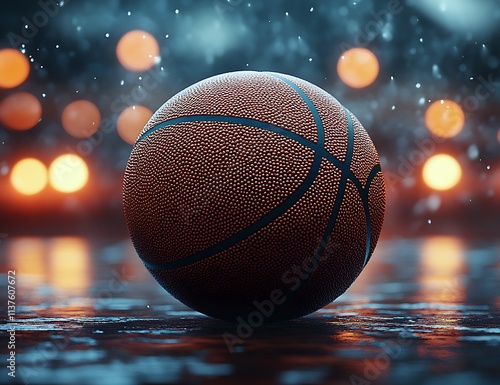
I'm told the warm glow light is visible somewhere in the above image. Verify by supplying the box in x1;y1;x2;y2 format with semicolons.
419;236;464;303
497;128;500;144
337;48;379;88
0;92;42;130
0;49;30;88
49;154;89;193
116;30;159;72
425;100;464;138
10;158;48;195
494;170;500;195
422;154;462;191
117;105;152;144
8;238;46;288
49;237;90;294
8;237;92;298
62;100;101;138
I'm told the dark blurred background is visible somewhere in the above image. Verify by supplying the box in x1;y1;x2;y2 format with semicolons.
0;0;499;238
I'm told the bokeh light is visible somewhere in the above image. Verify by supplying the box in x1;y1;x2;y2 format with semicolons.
337;48;379;88
425;100;465;138
422;154;462;191
10;158;48;195
49;154;89;193
0;92;42;131
497;128;500;144
117;105;152;144
0;48;30;88
116;30;159;72
62;100;101;138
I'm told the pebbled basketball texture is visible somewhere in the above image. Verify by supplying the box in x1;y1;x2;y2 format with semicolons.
123;71;385;322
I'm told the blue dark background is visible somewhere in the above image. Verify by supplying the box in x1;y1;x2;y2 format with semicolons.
0;0;499;237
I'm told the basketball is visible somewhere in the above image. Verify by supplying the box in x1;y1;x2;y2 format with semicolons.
123;71;385;322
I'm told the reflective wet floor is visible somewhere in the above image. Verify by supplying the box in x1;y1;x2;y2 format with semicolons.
1;236;499;385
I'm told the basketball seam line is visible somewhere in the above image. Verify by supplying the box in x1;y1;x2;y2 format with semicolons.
361;163;381;266
137;114;366;189
140;79;326;270
138;78;380;271
261;73;353;299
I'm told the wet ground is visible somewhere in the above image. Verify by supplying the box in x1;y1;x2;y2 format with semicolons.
1;236;499;385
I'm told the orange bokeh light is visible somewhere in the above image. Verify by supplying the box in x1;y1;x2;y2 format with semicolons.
49;154;89;193
422;154;462;191
62;100;101;138
0;49;30;88
497;128;500;144
10;158;48;195
116;30;159;72
117;105;152;144
337;48;379;88
425;100;464;138
0;92;42;131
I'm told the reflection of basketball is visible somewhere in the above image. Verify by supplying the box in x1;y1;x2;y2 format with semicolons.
123;71;385;322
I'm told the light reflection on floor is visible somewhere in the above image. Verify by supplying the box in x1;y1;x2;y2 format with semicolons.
1;236;499;385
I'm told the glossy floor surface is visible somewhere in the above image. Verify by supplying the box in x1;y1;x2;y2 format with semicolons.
1;236;499;385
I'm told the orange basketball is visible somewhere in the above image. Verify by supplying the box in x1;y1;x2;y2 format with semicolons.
123;71;385;322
